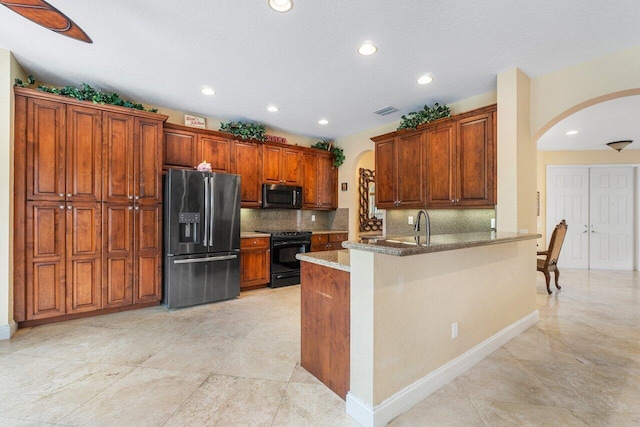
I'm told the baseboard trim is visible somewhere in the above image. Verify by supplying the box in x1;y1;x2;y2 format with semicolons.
346;310;539;427
0;320;18;341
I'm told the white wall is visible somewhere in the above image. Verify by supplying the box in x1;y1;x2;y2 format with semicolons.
0;49;26;339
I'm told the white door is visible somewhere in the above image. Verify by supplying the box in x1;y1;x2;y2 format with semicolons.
589;167;634;270
546;167;589;269
546;166;634;270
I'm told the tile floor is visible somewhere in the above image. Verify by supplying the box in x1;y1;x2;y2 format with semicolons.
1;269;639;426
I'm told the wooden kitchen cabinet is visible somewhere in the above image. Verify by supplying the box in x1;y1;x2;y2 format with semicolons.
425;123;456;207
302;150;337;210
311;232;347;251
263;143;302;186
240;237;271;290
373;130;426;209
232;140;263;207
162;123;231;173
456;112;496;206
14;87;167;325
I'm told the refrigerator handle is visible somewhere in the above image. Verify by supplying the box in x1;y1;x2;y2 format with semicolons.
173;254;238;264
203;176;209;247
209;177;215;245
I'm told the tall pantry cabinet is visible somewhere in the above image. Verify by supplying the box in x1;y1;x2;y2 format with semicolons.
14;87;167;325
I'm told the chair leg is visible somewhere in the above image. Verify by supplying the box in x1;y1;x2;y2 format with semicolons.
544;271;552;294
554;268;561;290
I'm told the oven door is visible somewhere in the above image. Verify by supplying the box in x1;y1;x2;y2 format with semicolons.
270;239;310;287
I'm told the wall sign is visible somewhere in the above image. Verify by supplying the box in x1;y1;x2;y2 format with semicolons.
184;114;206;128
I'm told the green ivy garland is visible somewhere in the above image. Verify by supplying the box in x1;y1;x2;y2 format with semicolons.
397;102;451;130
219;121;266;141
312;140;345;168
14;75;158;113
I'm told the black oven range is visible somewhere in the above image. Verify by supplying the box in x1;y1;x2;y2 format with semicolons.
255;230;311;288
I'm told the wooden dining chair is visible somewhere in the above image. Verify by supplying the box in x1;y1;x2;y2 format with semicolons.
537;220;568;294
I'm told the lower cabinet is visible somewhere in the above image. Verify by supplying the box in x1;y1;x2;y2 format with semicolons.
311;233;348;252
240;237;271;291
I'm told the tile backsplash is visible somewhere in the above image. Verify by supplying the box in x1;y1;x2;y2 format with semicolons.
384;209;495;236
241;208;348;231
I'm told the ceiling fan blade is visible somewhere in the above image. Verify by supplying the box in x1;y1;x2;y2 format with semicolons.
1;0;92;43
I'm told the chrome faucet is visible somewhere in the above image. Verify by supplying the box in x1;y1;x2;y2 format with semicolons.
414;210;431;244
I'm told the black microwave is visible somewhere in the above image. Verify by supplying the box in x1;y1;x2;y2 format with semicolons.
262;184;302;209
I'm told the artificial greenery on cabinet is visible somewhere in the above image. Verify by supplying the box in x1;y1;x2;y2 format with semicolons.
397;102;451;130
219;121;267;141
312;140;345;167
14;75;158;112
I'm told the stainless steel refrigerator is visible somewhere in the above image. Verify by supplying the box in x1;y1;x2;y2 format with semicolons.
163;169;241;308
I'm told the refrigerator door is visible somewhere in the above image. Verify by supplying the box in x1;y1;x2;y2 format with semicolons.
164;252;240;308
208;173;241;253
164;169;208;256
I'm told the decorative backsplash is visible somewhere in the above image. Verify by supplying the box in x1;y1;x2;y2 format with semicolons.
384;209;495;236
241;208;348;231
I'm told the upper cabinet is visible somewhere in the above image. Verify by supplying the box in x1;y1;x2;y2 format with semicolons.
372;104;496;209
374;130;426;209
302;150;337;210
163;123;231;173
231;139;263;207
263;144;303;186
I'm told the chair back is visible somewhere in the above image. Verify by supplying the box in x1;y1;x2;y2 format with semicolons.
546;220;568;266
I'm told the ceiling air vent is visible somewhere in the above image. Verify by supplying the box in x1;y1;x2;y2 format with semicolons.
373;106;398;116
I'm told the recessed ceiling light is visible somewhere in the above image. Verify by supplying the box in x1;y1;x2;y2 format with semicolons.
358;42;377;56
201;87;215;96
566;130;578;135
318;119;328;125
267;105;279;112
417;75;433;85
268;0;293;12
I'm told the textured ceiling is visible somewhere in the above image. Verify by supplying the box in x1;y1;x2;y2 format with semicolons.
2;0;640;142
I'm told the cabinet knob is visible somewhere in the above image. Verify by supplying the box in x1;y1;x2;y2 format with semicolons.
67;205;72;210
67;193;72;197
135;206;139;211
128;196;134;200
59;193;64;197
456;198;460;203
59;205;65;209
134;196;140;200
128;206;133;210
253;240;257;245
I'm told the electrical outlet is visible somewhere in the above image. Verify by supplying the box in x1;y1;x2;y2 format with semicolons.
311;215;316;222
451;322;458;339
408;216;414;225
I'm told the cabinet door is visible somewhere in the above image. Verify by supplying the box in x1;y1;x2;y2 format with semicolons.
26;202;66;320
281;148;302;186
374;137;397;209
263;145;282;184
302;152;319;208
66;105;102;203
426;124;456;207
240;250;271;289
317;153;337;209
103;112;135;203
135;117;163;204
134;204;162;303
66;202;102;314
26;98;66;201
163;127;197;170
103;203;134;308
396;132;426;208
199;135;231;173
232;140;263;207
457;113;495;206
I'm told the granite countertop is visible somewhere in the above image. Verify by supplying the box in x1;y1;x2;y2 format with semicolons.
309;230;348;235
297;250;350;272
343;231;541;256
240;232;272;238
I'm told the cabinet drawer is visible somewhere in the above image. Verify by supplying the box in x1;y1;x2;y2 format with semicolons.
328;233;347;242
311;234;328;244
241;237;270;249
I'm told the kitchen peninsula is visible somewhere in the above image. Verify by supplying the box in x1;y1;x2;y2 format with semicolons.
297;231;539;427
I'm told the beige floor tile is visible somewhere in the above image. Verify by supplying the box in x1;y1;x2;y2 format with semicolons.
142;335;236;374
471;399;587;426
0;416;55;426
95;328;186;366
572;409;640;426
289;363;324;386
389;394;485;426
0;354;67;393
60;367;207;426
0;361;133;423
272;382;360;426
164;374;287;427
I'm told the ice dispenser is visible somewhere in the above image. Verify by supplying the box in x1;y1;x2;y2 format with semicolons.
178;212;200;243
